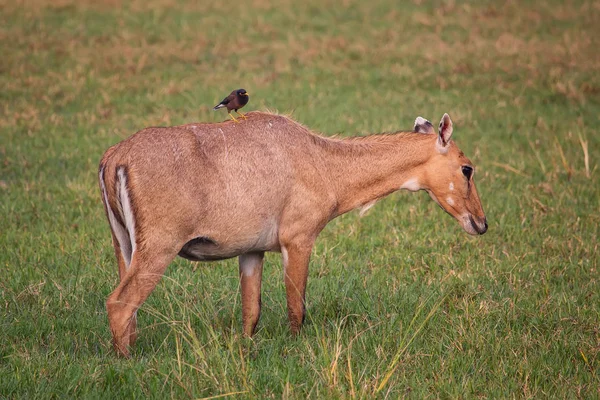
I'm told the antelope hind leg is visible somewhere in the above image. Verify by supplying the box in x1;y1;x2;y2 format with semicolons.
239;252;264;336
110;239;139;347
106;248;175;357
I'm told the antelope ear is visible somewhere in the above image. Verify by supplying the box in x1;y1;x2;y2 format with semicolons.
438;113;453;146
414;116;435;134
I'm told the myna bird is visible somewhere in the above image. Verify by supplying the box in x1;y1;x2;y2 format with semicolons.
213;88;249;122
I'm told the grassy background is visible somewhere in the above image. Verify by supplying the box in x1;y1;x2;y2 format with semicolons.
1;0;599;398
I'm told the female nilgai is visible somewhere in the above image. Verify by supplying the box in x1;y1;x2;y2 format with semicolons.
99;111;487;357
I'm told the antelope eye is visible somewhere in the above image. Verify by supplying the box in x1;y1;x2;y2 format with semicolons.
462;165;473;180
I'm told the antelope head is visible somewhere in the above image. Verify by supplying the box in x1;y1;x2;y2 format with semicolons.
413;114;488;235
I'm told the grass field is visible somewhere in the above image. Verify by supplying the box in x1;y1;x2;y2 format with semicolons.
1;0;599;398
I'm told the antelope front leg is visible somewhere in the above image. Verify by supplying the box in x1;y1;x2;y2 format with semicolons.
281;241;313;334
238;252;264;336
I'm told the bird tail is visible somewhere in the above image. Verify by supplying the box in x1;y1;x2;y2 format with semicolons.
213;104;225;110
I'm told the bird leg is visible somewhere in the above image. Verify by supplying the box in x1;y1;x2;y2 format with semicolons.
236;110;247;120
228;112;240;123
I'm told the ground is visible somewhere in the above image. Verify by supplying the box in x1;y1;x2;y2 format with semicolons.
1;0;599;398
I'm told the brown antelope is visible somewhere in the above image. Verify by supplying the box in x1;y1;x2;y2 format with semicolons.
98;111;487;357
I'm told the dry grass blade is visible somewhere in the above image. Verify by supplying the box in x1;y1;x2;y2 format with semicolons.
347;350;355;399
528;140;547;175
554;137;572;179
578;133;590;178
491;161;530;177
375;294;447;394
195;391;249;400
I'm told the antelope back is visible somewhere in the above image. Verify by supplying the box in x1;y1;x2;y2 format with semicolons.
98;114;326;264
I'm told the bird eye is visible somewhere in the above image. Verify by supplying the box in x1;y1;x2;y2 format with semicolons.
462;165;473;180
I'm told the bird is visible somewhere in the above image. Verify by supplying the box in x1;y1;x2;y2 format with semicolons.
213;89;249;123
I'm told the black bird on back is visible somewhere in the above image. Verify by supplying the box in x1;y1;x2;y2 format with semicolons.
213;89;249;123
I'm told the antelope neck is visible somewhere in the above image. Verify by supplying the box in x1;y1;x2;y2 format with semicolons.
322;132;435;217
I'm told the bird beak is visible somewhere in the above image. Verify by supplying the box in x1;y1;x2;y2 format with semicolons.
242;93;249;96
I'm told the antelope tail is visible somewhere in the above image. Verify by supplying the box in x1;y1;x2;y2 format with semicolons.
99;164;137;268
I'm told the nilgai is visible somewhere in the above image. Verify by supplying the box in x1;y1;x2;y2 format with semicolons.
99;111;487;357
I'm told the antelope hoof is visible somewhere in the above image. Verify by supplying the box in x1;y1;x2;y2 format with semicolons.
289;315;305;335
112;334;132;358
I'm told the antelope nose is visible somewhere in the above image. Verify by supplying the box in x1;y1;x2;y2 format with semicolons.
481;218;488;234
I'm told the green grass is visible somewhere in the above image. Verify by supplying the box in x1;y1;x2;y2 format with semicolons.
1;0;599;398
